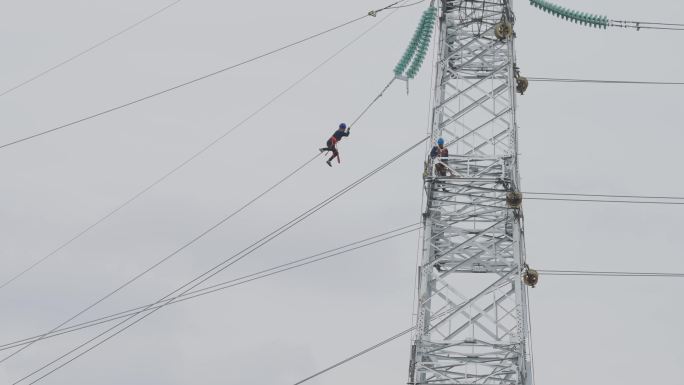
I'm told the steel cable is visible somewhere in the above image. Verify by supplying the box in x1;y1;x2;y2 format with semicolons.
419;190;684;206
289;263;683;385
525;197;684;205
11;236;678;354
528;77;684;85
349;78;396;129
0;0;182;98
291;306;455;385
14;136;428;385
0;3;403;292
7;40;417;370
0;224;420;352
539;270;684;278
524;191;684;200
1;152;319;364
0;1;405;150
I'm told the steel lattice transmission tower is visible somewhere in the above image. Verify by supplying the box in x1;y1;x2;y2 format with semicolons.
408;1;534;384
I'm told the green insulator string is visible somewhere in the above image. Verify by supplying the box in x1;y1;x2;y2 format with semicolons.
406;10;435;79
394;6;437;78
393;20;425;76
529;0;608;29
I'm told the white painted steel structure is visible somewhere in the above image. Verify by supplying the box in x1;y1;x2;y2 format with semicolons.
408;1;534;384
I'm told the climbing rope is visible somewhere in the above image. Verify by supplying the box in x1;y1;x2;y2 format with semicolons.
348;78;396;129
14;137;429;385
0;0;413;151
345;4;437;130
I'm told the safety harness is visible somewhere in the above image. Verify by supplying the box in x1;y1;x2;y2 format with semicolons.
328;136;341;163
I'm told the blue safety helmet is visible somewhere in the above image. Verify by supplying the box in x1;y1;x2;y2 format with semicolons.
437;137;445;146
339;123;347;130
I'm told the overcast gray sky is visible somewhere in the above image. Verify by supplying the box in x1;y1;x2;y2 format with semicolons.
1;0;683;384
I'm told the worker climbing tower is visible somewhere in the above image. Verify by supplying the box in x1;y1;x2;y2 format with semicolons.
408;1;534;384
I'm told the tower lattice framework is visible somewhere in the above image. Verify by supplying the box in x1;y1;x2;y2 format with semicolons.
409;1;533;384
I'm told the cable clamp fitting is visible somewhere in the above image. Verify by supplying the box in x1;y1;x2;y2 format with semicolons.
368;10;378;17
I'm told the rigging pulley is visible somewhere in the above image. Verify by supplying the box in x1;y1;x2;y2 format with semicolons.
514;65;529;95
494;21;513;40
506;191;523;209
523;264;539;288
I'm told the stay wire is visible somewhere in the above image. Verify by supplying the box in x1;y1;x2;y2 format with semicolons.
1;153;319;364
16;137;428;385
0;0;182;98
0;0;404;151
0;4;401;292
0;224;421;352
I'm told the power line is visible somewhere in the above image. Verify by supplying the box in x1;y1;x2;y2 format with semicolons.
528;77;684;85
15;137;428;385
539;269;684;278
0;4;403;292
524;191;684;200
0;1;405;151
292;305;458;385
14;227;677;353
525;197;684;205
288;266;684;385
436;190;684;206
610;20;684;31
622;21;684;27
387;0;426;10
293;326;414;385
0;0;182;98
2;152;320;364
0;224;421;353
289;266;684;385
6;11;409;365
633;26;684;31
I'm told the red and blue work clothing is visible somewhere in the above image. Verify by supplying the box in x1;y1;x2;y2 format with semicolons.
325;128;350;163
430;145;448;159
430;145;449;176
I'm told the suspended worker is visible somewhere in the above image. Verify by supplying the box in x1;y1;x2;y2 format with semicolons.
430;137;449;176
319;123;350;167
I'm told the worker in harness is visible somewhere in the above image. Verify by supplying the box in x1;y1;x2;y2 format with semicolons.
319;123;350;167
430;137;449;176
